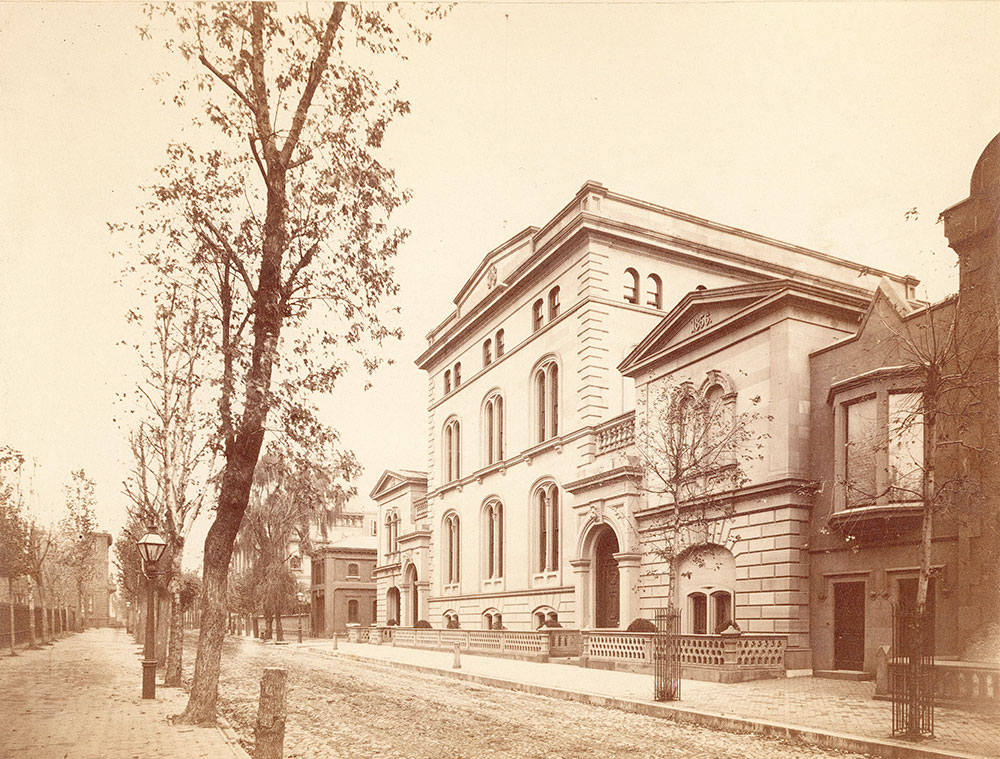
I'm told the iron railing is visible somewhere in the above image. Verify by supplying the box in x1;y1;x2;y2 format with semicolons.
891;606;935;739
653;608;681;701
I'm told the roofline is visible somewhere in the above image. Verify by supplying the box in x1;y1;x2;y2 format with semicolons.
619;279;868;377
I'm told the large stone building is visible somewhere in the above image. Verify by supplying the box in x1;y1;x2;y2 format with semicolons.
374;181;914;639
373;150;999;675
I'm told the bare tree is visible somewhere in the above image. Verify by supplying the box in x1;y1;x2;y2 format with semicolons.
632;376;767;617
123;285;217;687
0;447;29;654
59;470;98;631
115;4;446;722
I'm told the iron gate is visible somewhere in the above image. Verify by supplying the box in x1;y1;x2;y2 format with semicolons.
890;606;935;739
653;608;681;701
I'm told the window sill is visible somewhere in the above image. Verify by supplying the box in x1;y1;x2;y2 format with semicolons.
442;583;460;594
482;578;504;592
829;502;924;530
532;571;560;587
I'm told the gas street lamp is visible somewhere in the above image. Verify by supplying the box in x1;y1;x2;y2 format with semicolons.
136;530;167;699
296;591;305;644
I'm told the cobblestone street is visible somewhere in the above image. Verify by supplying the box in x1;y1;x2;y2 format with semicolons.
196;635;878;759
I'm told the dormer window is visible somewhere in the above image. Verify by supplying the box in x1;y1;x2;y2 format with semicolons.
624;268;639;304
647;274;662;309
532;299;544;332
548;286;560;320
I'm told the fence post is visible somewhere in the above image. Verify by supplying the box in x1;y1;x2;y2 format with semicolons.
331;633;338;650
875;645;891;697
254;668;287;759
452;642;461;669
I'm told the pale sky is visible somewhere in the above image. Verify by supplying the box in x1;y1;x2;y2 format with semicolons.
2;2;999;568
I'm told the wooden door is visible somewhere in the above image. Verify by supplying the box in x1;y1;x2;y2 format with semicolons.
833;581;866;671
595;529;620;628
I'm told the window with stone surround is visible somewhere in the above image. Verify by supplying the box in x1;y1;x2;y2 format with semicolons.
348;599;359;624
532;299;544;332
495;329;505;357
534;482;560;573
482;499;504;579
483;338;492;367
482;391;504;466
647;274;663;309
832;374;924;511
533;358;559;443
443;417;461;483
443;512;461;586
548;286;560;320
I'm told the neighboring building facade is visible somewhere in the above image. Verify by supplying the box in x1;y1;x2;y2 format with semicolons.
82;532;113;627
309;535;378;636
384;180;916;636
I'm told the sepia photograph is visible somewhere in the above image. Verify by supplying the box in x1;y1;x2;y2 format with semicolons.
1;2;998;757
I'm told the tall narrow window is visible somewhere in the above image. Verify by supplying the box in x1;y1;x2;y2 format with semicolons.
624;268;639;304
845;397;877;508
483;392;504;466
646;274;662;309
483;500;503;579
532;299;544;332
535;482;560;572
443;418;461;482
495;329;505;357
483;339;492;367
348;599;359;623
444;513;460;585
548;286;561;320
534;359;559;443
454;362;462;387
889;392;923;502
690;593;708;634
444;370;451;394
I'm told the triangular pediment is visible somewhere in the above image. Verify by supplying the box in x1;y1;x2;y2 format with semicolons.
369;469;428;501
453;228;538;314
620;283;782;376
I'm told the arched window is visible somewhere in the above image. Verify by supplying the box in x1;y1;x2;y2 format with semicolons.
548;286;560;320
646;274;662;309
453;362;462;387
348;599;359;624
443;418;461;482
443;512;460;586
677;545;736;634
290;555;302;570
534;482;560;572
483;500;503;579
532;606;557;629
495;329;505;357
347;563;360;578
532;299;544;332
533;359;559;443
624;268;639;304
384;510;400;558
483;392;504;465
444;370;451;394
483;339;492;367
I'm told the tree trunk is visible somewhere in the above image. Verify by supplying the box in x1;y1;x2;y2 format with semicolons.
27;585;37;648
34;578;49;644
8;577;16;655
156;592;170;665
253;668;287;759
164;590;185;686
275;613;284;642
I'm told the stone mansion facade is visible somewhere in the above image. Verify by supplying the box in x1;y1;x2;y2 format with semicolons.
371;156;999;675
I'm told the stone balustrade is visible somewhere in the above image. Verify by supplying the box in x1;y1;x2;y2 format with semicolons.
596;412;635;455
364;625;785;681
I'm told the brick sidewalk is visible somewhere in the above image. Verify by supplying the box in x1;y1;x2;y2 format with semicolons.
300;639;999;759
0;628;248;759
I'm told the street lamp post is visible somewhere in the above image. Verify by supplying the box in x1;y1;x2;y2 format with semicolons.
296;591;305;644
136;530;167;700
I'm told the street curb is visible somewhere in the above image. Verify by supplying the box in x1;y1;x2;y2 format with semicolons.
215;711;253;759
305;646;992;759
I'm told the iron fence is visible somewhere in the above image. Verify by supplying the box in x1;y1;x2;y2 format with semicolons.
653;607;681;701
891;606;934;739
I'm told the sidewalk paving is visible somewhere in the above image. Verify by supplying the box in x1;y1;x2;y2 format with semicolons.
299;638;999;759
0;628;248;759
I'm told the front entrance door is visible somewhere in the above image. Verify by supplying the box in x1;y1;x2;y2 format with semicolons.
833;581;866;671
594;527;620;628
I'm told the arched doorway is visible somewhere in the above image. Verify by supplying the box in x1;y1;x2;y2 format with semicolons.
386;587;400;625
404;564;419;625
594;525;620;628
